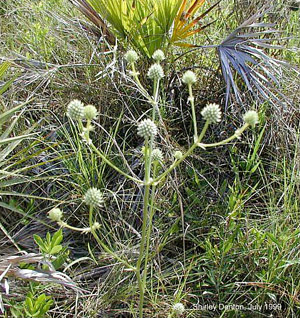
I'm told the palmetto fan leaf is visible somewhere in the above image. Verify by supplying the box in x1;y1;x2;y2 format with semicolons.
171;0;221;47
70;1;289;108
71;0;217;56
217;8;288;108
69;0;115;44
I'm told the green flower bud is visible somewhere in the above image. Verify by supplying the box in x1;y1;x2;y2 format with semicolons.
152;148;163;163
125;50;139;63
137;119;158;139
152;49;165;62
173;303;185;316
147;64;164;80
84;105;98;121
201;103;222;124
243;110;259;127
84;188;104;207
91;222;100;231
67;99;84;121
48;208;63;222
174;151;183;160
182;70;197;85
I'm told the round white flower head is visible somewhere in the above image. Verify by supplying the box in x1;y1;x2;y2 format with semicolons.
182;70;197;85
152;49;165;62
173;303;185;316
125;50;139;64
243;110;259;128
174;150;183;160
152;148;163;163
147;64;164;80
84;188;104;207
48;208;63;222
84;105;98;121
201;103;222;124
137;119;158;139
67;99;84;121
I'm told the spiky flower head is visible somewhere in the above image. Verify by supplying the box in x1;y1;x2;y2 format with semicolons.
152;148;163;163
201;103;222;124
174;151;183;160
243;110;259;128
125;50;139;64
147;64;164;80
84;188;104;207
173;303;185;316
137;119;158;139
84;105;98;121
152;49;165;62
182;70;197;85
48;208;63;222
67;99;84;121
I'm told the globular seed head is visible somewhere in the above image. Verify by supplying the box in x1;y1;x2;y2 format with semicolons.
182;70;197;85
137;119;158;139
84;188;104;208
84;105;98;121
243;110;259;127
201;103;222;124
174;151;183;160
172;303;185;316
48;208;63;222
67;99;85;121
152;148;163;163
152;49;165;62
125;50;139;63
147;64;164;80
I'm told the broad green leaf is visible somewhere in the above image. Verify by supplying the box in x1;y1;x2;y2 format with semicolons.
51;229;63;247
50;245;63;255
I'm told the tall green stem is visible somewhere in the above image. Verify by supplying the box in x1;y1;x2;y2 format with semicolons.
188;84;198;142
142;162;158;288
136;138;152;318
152;79;160;121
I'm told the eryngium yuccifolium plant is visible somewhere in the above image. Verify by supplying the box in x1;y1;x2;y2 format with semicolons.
152;148;163;163
84;105;98;121
137;119;158;139
147;64;164;80
84;188;104;208
67;99;85;121
48;208;63;222
201;103;222;124
243;110;259;127
63;55;261;318
125;50;139;64
152;49;165;62
172;303;185;316
182;70;197;85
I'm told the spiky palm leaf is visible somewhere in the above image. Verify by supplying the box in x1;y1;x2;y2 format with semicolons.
71;0;219;56
217;8;289;108
69;0;116;44
171;0;221;47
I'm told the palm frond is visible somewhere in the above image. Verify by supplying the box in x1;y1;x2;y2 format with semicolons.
171;0;221;47
69;0;116;44
217;7;289;108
